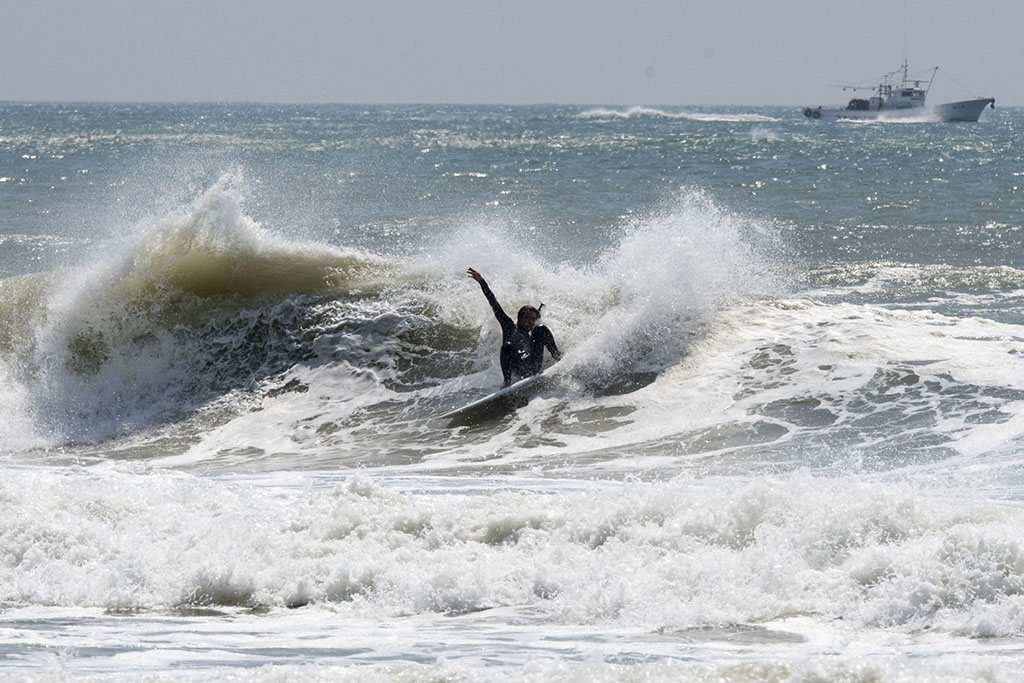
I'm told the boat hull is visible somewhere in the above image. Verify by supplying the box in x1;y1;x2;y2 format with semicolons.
805;98;994;122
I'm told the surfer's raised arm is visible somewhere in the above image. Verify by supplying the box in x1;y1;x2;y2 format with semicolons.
467;268;512;327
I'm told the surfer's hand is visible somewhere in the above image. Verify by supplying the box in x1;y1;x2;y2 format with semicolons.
467;268;484;283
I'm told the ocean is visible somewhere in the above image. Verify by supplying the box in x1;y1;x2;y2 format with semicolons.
1;101;1023;681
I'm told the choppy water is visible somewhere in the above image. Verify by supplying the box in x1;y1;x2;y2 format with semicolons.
2;102;1024;681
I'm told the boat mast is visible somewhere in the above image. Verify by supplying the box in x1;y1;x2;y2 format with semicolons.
925;66;937;96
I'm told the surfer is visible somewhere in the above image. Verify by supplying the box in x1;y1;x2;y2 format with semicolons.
467;267;562;387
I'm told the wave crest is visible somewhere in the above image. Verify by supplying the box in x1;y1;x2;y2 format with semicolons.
129;174;387;299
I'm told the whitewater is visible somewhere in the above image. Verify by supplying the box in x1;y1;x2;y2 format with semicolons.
2;102;1024;681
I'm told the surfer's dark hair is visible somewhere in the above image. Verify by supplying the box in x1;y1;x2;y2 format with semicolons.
517;305;541;320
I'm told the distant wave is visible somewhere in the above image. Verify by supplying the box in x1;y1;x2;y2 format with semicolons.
578;106;780;123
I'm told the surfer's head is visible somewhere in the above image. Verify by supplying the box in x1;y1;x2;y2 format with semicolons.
517;305;540;332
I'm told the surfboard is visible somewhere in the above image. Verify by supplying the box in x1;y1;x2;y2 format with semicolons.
441;372;550;424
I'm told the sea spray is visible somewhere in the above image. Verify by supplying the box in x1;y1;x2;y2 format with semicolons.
411;189;787;382
571;189;787;373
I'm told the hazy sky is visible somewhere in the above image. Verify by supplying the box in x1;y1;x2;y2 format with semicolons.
2;0;1019;106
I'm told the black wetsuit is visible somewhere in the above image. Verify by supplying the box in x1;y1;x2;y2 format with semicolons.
476;278;562;385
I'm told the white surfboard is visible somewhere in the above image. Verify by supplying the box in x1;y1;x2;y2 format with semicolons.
441;372;549;423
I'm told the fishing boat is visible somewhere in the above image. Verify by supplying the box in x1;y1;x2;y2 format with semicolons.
803;61;994;122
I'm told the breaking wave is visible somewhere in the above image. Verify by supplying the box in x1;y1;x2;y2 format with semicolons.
578;106;780;123
0;176;782;458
